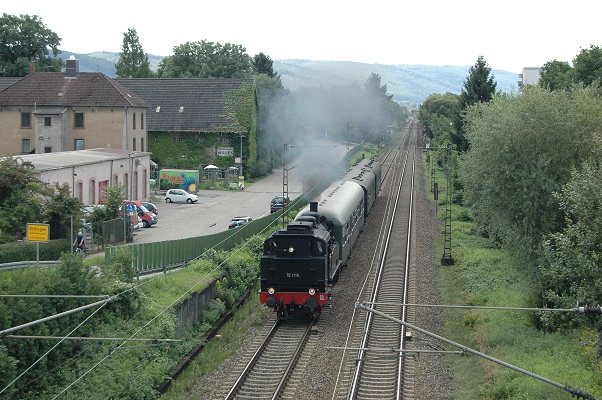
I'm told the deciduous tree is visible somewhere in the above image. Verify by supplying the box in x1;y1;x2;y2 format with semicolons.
538;60;573;91
0;157;48;243
572;44;602;87
0;13;64;77
157;40;251;78
459;86;601;262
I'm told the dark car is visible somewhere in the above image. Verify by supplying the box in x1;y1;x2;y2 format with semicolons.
142;202;158;215
270;196;291;213
228;216;253;229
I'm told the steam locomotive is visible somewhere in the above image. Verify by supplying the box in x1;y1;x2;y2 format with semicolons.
260;158;381;318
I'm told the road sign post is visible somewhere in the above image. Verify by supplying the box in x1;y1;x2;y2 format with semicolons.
26;223;50;265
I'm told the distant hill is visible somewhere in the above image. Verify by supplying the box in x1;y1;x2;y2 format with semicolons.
59;52;520;106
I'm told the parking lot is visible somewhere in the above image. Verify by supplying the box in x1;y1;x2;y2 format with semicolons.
129;166;302;244
129;143;350;245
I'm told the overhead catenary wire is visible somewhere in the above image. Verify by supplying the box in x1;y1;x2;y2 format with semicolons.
364;302;602;314
51;145;333;397
356;301;599;400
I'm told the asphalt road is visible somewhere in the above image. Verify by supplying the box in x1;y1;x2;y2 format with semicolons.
129;143;350;244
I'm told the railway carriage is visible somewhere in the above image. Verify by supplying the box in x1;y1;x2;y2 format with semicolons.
260;180;365;318
343;158;381;216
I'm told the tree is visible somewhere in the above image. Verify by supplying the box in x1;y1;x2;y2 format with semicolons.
0;13;64;77
365;72;393;100
0;157;48;243
538;60;573;91
45;184;83;240
455;56;498;151
115;28;153;78
252;52;279;79
419;92;461;142
572;44;602;87
459;86;602;264
157;40;251;78
540;152;602;328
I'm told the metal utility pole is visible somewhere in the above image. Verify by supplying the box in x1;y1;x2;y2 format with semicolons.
441;144;454;266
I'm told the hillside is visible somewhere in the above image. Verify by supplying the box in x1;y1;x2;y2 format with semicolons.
59;52;520;106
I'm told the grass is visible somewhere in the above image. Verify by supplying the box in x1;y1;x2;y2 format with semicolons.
428;154;602;399
161;288;271;399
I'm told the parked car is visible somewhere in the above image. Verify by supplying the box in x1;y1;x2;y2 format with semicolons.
122;200;158;228
165;189;198;204
142;202;158;215
270;195;291;213
228;216;253;229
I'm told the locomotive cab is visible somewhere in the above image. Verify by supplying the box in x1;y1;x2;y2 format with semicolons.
260;213;339;318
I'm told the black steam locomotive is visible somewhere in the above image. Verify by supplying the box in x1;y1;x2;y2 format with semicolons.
260;158;381;318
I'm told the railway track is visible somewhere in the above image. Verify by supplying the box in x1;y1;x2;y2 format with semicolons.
221;316;315;399
333;120;418;399
214;120;421;400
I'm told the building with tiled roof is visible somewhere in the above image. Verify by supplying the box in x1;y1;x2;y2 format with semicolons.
116;77;257;175
0;58;147;157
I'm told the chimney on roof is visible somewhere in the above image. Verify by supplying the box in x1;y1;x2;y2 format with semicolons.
29;62;35;74
65;56;79;78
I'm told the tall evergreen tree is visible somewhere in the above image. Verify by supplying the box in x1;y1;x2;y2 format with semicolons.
454;55;497;151
365;72;393;99
115;28;153;78
252;52;278;78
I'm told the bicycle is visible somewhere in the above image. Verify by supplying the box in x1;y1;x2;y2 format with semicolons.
75;247;86;256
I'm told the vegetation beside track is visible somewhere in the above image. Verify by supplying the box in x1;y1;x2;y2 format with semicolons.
429;157;602;399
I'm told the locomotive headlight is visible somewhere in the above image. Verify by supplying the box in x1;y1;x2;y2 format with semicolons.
268;287;275;295
308;288;316;296
288;246;295;253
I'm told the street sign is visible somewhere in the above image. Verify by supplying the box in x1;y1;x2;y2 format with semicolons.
27;223;50;242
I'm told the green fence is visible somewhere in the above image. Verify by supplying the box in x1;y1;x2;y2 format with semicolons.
104;144;363;274
103;191;321;275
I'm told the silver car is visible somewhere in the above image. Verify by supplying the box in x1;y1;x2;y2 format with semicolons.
165;189;199;204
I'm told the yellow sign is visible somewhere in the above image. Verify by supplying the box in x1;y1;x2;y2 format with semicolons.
27;223;50;242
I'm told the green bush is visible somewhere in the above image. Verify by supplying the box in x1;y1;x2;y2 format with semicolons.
0;239;70;263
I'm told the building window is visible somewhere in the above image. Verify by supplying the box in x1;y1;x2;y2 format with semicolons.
21;112;31;128
44;116;51;127
124;173;129;198
133;112;136;130
74;112;84;128
133;138;137;151
197;134;204;143
173;132;181;143
221;135;229;145
141;137;145;152
76;182;83;202
141;113;144;129
44;146;52;153
22;139;31;153
113;174;118;186
89;179;96;204
74;139;84;150
134;171;138;200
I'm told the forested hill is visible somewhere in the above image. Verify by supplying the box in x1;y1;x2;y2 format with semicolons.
59;52;520;106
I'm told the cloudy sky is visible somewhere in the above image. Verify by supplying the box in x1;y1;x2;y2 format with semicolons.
4;0;601;74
